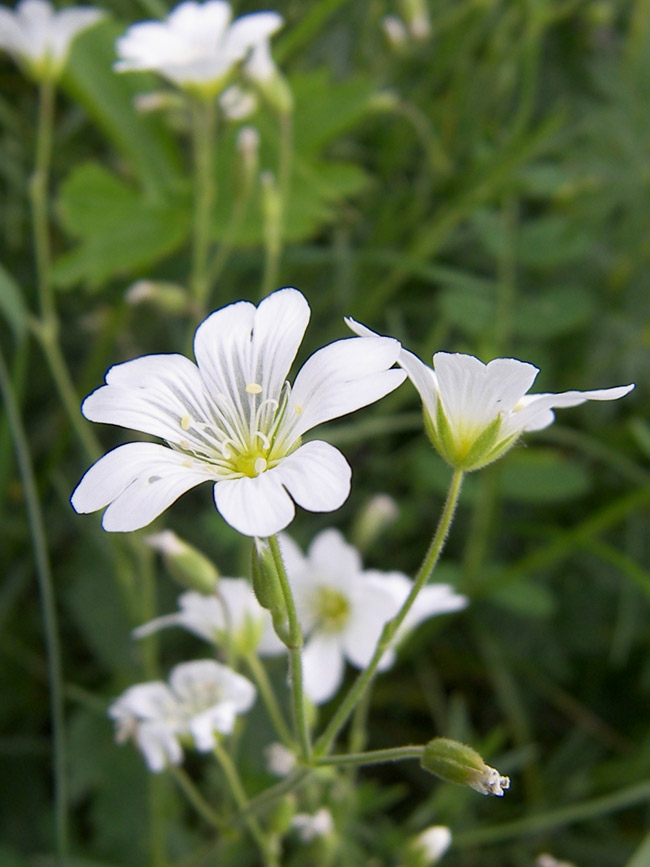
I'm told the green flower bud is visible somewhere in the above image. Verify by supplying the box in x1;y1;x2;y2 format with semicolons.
266;794;297;836
420;737;510;796
145;531;218;594
125;280;190;315
251;540;288;641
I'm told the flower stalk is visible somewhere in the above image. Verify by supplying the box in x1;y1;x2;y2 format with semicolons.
190;96;217;311
268;534;312;763
314;468;465;757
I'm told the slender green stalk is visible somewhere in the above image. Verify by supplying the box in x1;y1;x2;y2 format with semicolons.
244;651;293;747
314;468;464;757
169;766;225;833
0;346;67;861
315;745;424;768
268;535;312;763
213;739;278;866
190;97;218;311
238;767;311;819
260;110;293;299
31;79;55;326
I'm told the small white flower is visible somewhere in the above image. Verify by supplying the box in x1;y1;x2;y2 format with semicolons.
71;288;405;537
347;319;635;471
133;578;284;656
280;529;467;704
264;741;296;777
114;0;283;96
408;825;452;864
291;807;334;842
0;0;104;80
109;660;256;772
536;855;577;867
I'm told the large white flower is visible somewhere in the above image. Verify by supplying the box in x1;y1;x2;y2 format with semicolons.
133;578;285;656
279;529;468;705
71;288;405;537
109;659;256;772
347;319;635;471
0;0;104;80
114;0;282;95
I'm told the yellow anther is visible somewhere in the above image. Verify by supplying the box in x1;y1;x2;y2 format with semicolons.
181;414;191;430
254;457;267;475
246;383;263;395
294;404;303;415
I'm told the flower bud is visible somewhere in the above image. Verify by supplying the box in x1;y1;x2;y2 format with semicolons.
236;126;260;196
264;742;297;778
125;280;190;316
381;15;409;50
145;531;218;594
403;826;452;866
420;737;510;796
261;171;282;256
399;0;432;39
266;794;297;836
352;493;399;551
251;539;288;640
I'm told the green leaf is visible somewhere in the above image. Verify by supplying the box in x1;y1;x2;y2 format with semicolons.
62;20;183;197
499;448;593;503
489;577;555;618
0;262;28;339
53;162;190;290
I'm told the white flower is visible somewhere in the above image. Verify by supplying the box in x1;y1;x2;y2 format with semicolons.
133;578;285;656
71;288;405;537
0;0;104;80
291;808;334;842
109;660;256;772
114;0;283;96
347;319;635;471
264;741;296;777
279;529;468;704
408;825;452;864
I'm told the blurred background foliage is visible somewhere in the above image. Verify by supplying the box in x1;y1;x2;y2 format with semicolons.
1;0;650;864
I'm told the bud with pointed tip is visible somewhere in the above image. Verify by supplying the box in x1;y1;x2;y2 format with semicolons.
145;530;218;594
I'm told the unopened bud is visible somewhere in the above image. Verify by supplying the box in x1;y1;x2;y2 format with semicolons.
368;89;401;113
219;85;257;121
421;737;510;796
400;0;432;39
266;794;297;836
125;280;190;315
236;126;260;194
403;825;452;866
536;856;577;867
145;531;218;594
381;15;409;49
251;539;288;640
133;90;186;114
352;494;399;551
265;742;297;778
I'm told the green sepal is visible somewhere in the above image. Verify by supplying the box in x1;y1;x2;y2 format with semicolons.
250;543;289;642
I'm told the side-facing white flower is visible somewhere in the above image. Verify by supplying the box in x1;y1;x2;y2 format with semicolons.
71;288;405;537
114;0;282;96
279;529;467;704
291;808;334;843
109;660;256;772
0;0;104;81
133;578;284;657
347;318;635;471
406;825;452;865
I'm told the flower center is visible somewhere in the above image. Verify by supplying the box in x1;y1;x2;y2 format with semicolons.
313;586;350;632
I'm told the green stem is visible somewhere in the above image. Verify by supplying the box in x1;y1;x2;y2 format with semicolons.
190;97;217;311
0;346;68;860
169;766;225;833
30;78;55;326
238;767;311;820
244;650;293;747
268;535;312;763
314;468;465;757
315;745;423;768
260;110;293;299
213;739;278;866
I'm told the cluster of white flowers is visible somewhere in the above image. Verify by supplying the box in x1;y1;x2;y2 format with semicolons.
109;659;256;772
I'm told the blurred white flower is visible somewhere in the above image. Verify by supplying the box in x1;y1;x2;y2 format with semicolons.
264;741;296;777
536;856;577;867
109;660;256;772
114;0;283;96
0;0;104;81
381;15;409;48
280;529;468;704
407;825;452;864
347;318;635;471
71;288;405;537
133;578;284;656
219;83;257;120
291;807;334;842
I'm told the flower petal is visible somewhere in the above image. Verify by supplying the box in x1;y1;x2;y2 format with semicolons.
71;442;213;531
82;353;210;446
275;441;351;515
514;383;636;432
136;721;183;772
302;632;345;704
224;10;283;57
288;336;405;436
343;576;400;670
345;316;438;417
213;471;296;537
249;288;310;399
307;528;362;583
